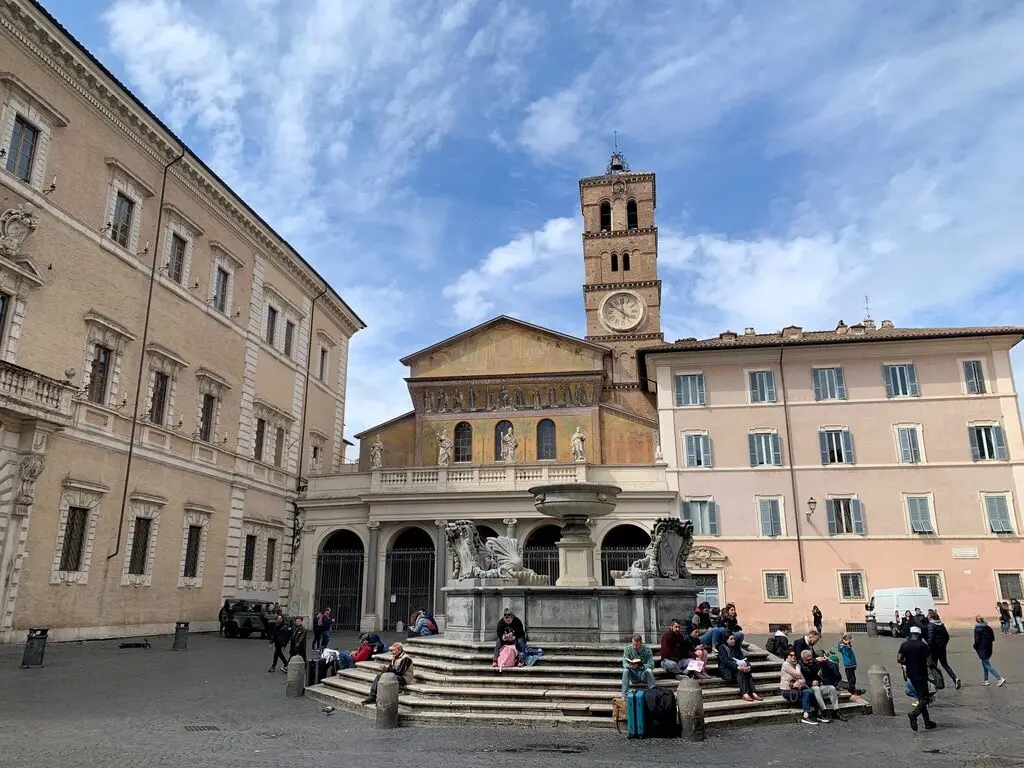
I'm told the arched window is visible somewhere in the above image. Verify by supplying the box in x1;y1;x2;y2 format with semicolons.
537;419;556;461
453;422;472;463
494;420;513;461
626;199;638;230
599;201;611;232
610;253;619;272
622;252;631;271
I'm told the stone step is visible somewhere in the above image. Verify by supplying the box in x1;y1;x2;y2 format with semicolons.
380;656;779;677
396;647;771;667
402;637;770;662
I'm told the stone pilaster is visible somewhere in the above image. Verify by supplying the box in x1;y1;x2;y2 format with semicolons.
361;521;381;632
503;517;518;539
433;519;448;617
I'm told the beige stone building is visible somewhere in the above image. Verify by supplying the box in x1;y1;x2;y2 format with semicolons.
0;0;363;642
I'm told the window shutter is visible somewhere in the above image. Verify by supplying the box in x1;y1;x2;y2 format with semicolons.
994;425;1008;460
850;499;865;535
748;371;760;402
685;435;697;467
994;496;1012;532
898;428;912;463
882;366;895;398
968;426;981;461
748;433;758;467
812;369;823;401
819;431;830;465
909;428;921;462
825;499;838;535
984;495;998;529
674;376;683;407
681;501;692;523
770;433;782;466
707;501;719;536
963;361;978;394
842;430;855;464
835;367;847;400
759;499;774;536
701;436;713;468
696;374;706;405
764;372;776;402
907;363;920;396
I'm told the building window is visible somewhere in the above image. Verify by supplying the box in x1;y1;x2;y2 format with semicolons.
149;371;170;425
883;363;920;398
274;426;285;467
213;267;230;312
537;419;556;461
599;200;611;232
916;571;946;602
626;199;638;230
242;534;257;581
748;370;776;403
622;253;631;271
764;572;789;601
58;507;89;572
839;571;865;601
111;192;135;248
284;321;295;358
254;418;266;461
182;525;203;578
198;393;217;442
963;360;986;395
494;420;513;461
826;498;865;535
996;572;1023;601
758;497;783;537
895;425;922;464
453;422;472;462
907;496;935;534
984;494;1014;534
265;305;278;346
610;253;618;272
0;293;8;344
684;433;712;468
682;499;718;536
812;366;847;401
311;444;322;472
748;431;782;467
969;424;1007;461
319;347;329;381
6;115;39;182
674;373;706;406
88;345;112;404
264;538;277;582
127;516;153;575
819;429;854;465
167;234;186;283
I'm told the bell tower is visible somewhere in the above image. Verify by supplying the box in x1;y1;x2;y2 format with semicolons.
579;146;664;387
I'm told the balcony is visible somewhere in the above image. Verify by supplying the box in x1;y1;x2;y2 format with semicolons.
0;361;74;425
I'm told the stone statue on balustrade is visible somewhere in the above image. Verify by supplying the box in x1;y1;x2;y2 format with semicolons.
369;434;384;469
614;518;695;581
500;426;518;463
444;520;548;586
570;427;586;462
436;429;453;467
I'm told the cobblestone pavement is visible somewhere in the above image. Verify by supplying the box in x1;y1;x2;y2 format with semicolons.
1;629;1022;768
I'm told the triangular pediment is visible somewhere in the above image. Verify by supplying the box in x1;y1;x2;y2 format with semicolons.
401;316;608;379
0;253;44;291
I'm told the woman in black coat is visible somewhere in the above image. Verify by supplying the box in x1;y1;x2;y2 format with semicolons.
973;616;1006;686
716;633;761;701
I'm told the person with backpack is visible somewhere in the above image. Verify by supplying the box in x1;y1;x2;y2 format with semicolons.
492;607;527;668
406;608;439;637
973;616;1006;686
925;610;961;689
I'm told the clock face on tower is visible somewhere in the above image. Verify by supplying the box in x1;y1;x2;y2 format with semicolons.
600;291;645;333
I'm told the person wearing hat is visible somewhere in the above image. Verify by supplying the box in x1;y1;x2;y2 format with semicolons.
898;624;936;731
492;607;528;667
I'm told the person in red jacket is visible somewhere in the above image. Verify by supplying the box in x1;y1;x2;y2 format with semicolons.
333;633;384;670
659;618;694;678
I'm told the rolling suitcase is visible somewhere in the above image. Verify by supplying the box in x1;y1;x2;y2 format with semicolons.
626;688;647;739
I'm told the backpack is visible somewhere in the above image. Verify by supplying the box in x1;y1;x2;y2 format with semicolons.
496;644;518;669
642;688;681;738
765;635;787;658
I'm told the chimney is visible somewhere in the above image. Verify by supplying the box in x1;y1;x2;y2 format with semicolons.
719;331;737;341
835;320;848;336
744;327;756;336
880;319;894;329
863;318;877;330
782;325;804;340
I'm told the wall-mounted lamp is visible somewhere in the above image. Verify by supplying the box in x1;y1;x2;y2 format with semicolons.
806;496;817;518
137;241;149;257
170;416;185;433
42;176;57;196
0;146;6;160
99;220;113;235
187;280;200;293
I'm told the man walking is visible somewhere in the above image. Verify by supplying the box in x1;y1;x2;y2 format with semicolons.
898;625;936;731
268;614;291;673
317;608;334;650
289;617;308;663
925;610;961;689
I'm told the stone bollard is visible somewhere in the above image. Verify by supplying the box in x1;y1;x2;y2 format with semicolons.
286;656;306;698
675;677;705;741
865;616;878;636
172;621;189;651
867;664;894;716
20;628;49;669
375;672;400;729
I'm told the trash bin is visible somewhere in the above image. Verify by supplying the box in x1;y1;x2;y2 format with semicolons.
865;616;878;636
21;628;48;668
172;621;189;651
306;656;329;686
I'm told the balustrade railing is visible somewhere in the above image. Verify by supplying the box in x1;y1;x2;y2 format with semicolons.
0;361;74;423
370;462;588;493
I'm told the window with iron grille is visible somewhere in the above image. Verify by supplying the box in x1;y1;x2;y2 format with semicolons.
264;538;276;582
242;534;257;581
764;572;789;600
996;572;1023;601
59;507;89;571
6;115;39;182
916;572;944;601
182;525;202;578
128;517;153;575
839;571;865;601
111;193;135;248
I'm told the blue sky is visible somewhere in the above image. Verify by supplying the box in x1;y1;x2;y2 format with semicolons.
40;0;1024;440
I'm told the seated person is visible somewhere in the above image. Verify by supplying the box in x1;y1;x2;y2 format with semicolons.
659;618;694;678
765;629;789;658
492;607;527;667
719;603;745;645
406;609;439;637
798;649;846;722
792;629;821;659
361;642;414;705
689;601;728;649
716;632;761;702
685;646;712;680
621;634;657;696
332;633;383;670
779;648;820;725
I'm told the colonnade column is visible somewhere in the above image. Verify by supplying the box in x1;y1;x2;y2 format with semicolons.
503;517;518;540
433;519;448;619
363;520;380;632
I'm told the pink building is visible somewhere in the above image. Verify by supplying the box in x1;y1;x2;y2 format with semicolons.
639;321;1024;633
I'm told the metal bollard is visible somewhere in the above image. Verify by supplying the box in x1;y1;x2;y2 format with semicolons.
865;616;878;636
21;628;49;669
867;664;894;716
675;677;705;741
286;656;305;698
375;672;400;729
172;621;189;651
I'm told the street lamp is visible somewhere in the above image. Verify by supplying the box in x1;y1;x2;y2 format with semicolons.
806;497;817;518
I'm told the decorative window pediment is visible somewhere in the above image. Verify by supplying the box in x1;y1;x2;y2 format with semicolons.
196;367;231;396
178;503;213;588
105;157;155;198
316;328;338;348
253;397;293;429
263;282;300;316
209;239;245;269
146;343;188;376
162;202;205;237
0;73;69;128
84;311;136;353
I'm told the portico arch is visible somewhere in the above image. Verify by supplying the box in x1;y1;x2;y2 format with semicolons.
384;525;436;629
522;524;561;585
599;524;651;586
314;527;365;630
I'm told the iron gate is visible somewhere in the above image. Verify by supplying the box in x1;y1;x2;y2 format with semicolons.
599;546;647;586
314;551;365;631
523;547;560;585
384;548;435;629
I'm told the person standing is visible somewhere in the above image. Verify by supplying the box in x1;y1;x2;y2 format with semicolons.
289;617;308;663
268;614;291;673
898;626;936;731
312;611;324;650
997;602;1012;635
811;605;823;635
318;608;334;650
925;610;961;690
1012;599;1023;634
973;616;1006;686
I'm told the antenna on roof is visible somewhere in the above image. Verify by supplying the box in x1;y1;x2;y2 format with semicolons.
863;294;872;322
613;130;619;151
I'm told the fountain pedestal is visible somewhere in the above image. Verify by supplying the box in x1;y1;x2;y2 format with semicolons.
534;483;618;588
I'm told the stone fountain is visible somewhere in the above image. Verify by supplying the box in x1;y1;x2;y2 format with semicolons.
442;482;699;643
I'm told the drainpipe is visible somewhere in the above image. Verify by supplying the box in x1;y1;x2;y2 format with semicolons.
108;148;186;561
779;346;807;582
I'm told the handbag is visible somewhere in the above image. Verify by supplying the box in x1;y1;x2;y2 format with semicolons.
928;663;945;691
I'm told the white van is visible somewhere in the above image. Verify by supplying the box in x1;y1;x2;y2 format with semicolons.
866;588;936;635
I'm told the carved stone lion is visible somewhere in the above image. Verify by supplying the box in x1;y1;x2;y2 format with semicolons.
444;520;547;585
619;518;695;580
